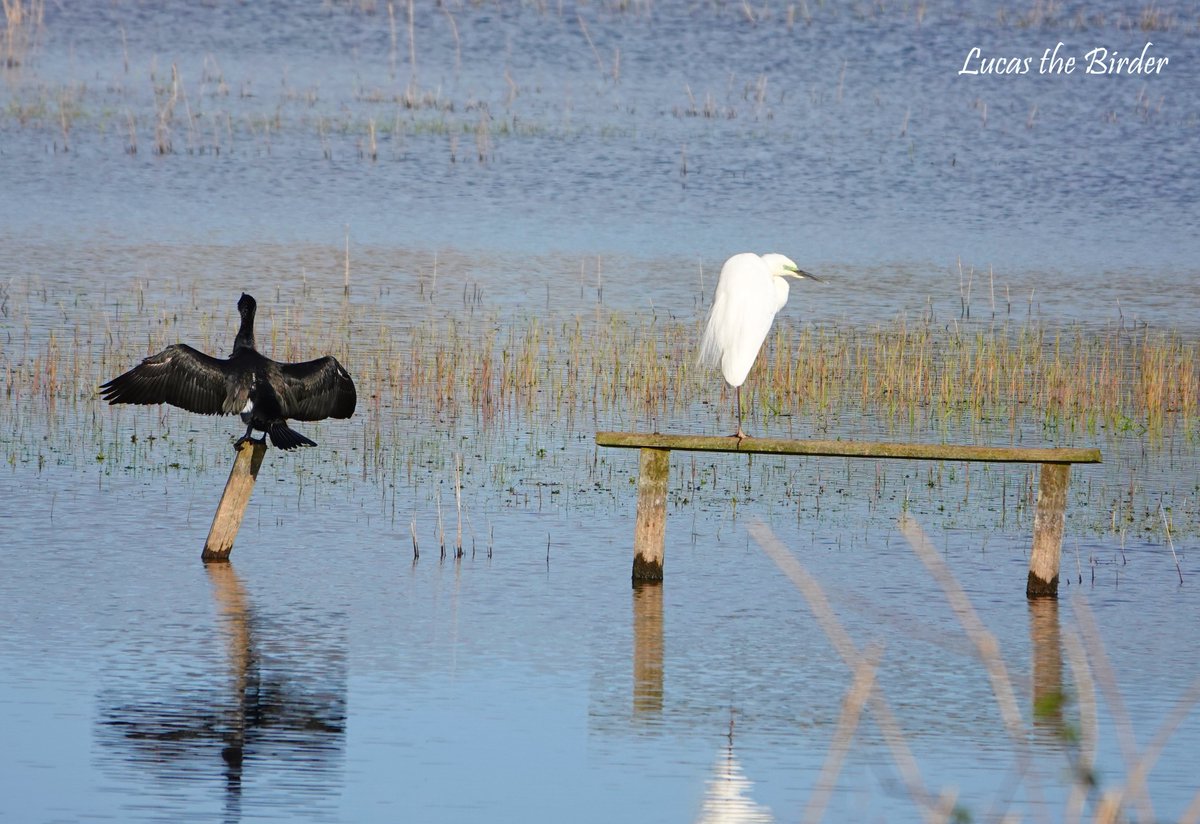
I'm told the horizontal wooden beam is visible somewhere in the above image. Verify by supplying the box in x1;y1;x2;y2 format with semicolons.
595;432;1101;465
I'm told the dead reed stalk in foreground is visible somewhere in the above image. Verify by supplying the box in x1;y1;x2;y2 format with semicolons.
752;516;1200;823
748;519;948;823
899;515;1027;744
803;643;883;824
2;0;45;67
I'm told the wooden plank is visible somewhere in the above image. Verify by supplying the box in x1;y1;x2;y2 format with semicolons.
596;431;1101;465
202;439;267;562
1027;462;1069;598
632;447;670;583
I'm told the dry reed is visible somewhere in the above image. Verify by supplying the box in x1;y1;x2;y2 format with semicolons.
1;280;1196;536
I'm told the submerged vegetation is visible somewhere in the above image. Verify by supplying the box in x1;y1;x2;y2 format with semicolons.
3;0;1189;163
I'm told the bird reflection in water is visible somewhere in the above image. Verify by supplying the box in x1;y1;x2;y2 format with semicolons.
96;562;346;821
695;712;774;824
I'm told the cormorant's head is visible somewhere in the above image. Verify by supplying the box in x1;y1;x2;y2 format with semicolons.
232;293;258;353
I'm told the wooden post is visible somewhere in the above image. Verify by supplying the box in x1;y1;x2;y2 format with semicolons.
597;433;1100;593
1028;462;1069;598
632;447;670;583
202;440;267;562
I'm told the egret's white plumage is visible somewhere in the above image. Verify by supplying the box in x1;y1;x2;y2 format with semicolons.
699;252;820;439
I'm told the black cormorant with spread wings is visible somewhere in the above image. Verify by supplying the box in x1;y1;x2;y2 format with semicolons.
100;293;356;450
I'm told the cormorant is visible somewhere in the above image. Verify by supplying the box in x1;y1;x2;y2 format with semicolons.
100;293;356;450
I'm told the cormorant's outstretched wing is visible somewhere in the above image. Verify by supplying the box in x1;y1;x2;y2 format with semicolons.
274;356;356;421
100;344;241;415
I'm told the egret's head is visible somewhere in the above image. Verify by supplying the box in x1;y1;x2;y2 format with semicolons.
762;253;821;282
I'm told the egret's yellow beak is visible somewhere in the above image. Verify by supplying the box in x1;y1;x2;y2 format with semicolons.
786;266;821;282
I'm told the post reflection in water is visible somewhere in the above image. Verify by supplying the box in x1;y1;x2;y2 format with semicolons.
208;560;256;786
1028;597;1065;734
632;582;664;716
96;561;347;822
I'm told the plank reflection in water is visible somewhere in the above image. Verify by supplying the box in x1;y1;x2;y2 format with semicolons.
632;582;664;715
96;562;346;819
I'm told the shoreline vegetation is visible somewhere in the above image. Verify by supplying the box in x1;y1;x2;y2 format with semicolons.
3;274;1196;539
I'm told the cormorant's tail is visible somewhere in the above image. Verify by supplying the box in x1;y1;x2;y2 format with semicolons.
268;423;317;450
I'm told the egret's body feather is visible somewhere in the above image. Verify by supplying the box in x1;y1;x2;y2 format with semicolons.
698;252;820;439
699;253;789;388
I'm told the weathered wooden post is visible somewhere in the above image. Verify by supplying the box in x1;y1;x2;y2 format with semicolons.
202;440;267;562
632;447;670;583
597;432;1099;595
1027;462;1070;598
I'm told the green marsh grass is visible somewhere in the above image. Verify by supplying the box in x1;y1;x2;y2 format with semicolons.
2;277;1196;538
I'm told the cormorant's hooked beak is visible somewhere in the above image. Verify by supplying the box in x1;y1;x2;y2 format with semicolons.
786;267;822;282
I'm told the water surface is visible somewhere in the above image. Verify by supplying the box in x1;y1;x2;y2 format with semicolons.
2;2;1199;822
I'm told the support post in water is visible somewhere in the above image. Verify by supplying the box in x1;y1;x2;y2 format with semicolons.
632;447;670;583
202;440;267;562
1028;462;1070;599
597;433;1099;594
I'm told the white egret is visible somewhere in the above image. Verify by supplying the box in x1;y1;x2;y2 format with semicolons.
698;253;821;440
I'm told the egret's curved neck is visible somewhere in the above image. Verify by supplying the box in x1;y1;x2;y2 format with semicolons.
772;276;791;311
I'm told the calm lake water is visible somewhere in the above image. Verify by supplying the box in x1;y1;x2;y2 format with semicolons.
2;1;1199;822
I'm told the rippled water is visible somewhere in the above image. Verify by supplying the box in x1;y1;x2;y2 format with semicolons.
5;467;1200;822
4;0;1200;276
2;1;1199;822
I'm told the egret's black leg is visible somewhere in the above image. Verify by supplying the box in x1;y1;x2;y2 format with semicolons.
733;385;748;441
